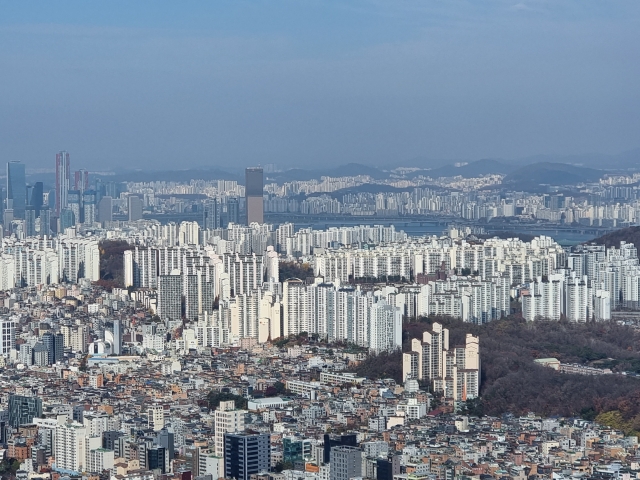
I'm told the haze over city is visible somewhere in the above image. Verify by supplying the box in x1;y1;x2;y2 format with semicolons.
2;1;640;170
2;4;640;480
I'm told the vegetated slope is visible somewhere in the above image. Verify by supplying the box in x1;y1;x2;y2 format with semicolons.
588;226;640;249
352;317;640;430
502;162;603;191
279;261;314;281
97;240;130;290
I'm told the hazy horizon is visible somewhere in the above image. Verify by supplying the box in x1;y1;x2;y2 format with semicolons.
1;1;639;171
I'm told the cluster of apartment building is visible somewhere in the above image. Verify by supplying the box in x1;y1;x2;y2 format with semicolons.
0;233;100;290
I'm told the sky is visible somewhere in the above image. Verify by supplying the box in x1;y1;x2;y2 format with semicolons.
1;0;639;171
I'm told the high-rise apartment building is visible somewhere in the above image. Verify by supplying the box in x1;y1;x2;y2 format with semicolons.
185;271;215;321
6;161;26;219
245;167;264;224
404;323;480;401
368;300;402;353
55;151;71;216
223;432;270;480
157;272;182;321
54;421;94;472
224;253;264;296
147;405;165;431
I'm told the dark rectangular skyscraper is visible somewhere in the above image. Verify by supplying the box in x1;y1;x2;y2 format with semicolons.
28;182;44;215
7;161;26;219
245;167;264;224
224;432;270;480
55;151;70;216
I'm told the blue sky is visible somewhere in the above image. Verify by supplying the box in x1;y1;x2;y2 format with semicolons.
1;1;639;171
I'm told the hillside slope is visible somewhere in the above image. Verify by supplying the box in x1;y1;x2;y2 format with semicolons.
502;162;603;191
589;226;640;248
352;317;640;428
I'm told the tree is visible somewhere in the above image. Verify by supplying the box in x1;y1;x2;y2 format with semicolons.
207;391;247;411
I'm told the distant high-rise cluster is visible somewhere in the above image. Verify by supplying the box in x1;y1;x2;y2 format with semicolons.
403;322;480;402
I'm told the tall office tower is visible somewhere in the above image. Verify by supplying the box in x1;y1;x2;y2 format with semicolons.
156;429;175;460
55;151;71;216
147;446;168;473
41;332;64;365
28;181;44;215
98;196;113;225
68;190;82;223
25;206;38;237
74;169;89;193
39;207;51;237
59;208;75;231
376;455;401;480
8;394;43;427
0;319;15;357
112;319;122;355
83;190;97;225
7;161;26;219
157;272;183;321
53;332;64;362
203;198;220;229
245;167;264;224
128;195;143;221
214;400;246;457
330;446;362;480
226;197;240;226
223;432;270;480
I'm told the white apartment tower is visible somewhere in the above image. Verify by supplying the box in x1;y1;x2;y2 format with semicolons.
214;400;245;458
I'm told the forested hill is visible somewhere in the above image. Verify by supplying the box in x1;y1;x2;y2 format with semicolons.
589;226;640;248
352;317;640;433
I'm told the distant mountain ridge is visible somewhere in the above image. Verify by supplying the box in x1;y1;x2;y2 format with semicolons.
501;162;603;191
424;159;515;178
